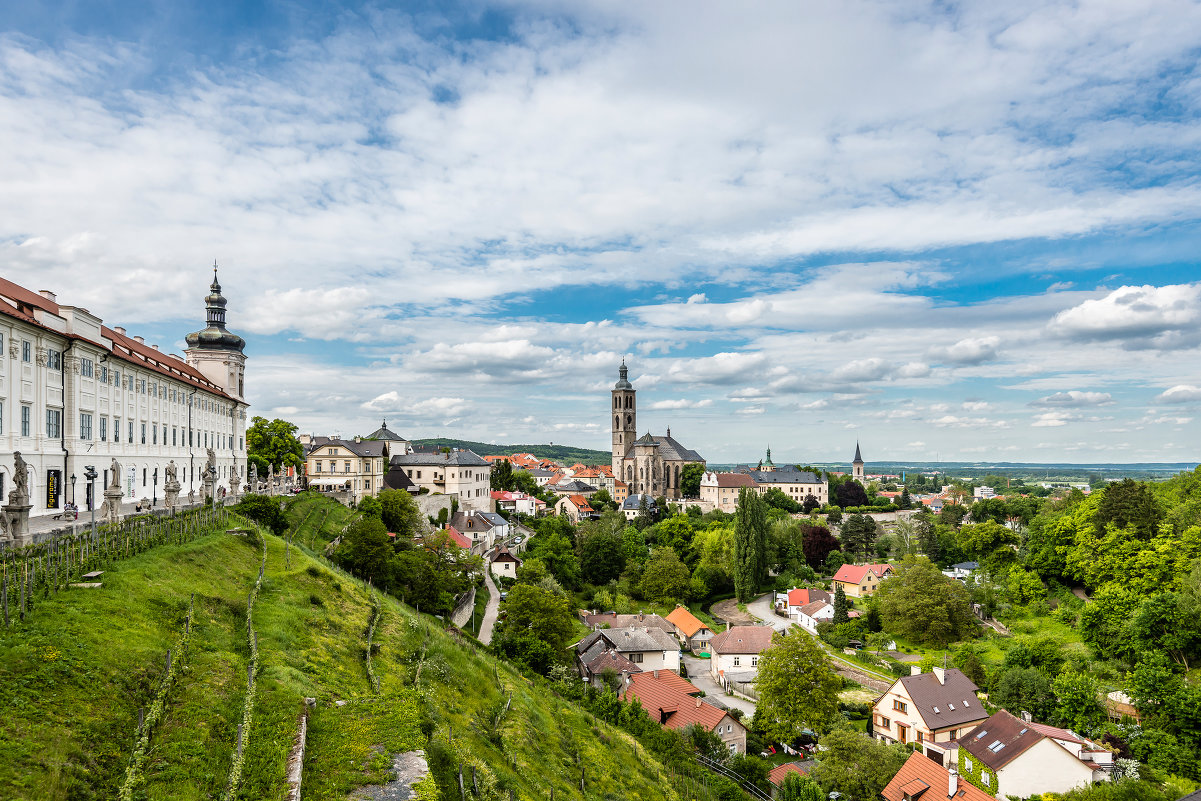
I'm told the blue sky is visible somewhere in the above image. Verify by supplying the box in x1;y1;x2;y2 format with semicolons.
2;0;1200;463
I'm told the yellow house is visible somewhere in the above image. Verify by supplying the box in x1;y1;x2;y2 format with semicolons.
305;437;389;504
832;562;892;598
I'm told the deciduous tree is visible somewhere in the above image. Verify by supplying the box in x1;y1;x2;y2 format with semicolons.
754;630;842;742
808;730;908;800
640;546;692;602
378;488;423;538
246;416;304;477
874;555;977;646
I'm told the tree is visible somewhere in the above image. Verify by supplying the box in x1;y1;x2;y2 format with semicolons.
1131;591;1201;670
938;503;968;527
378;488;423;537
763;488;801;513
777;774;823;801
640;546;692;602
835;481;869;509
490;459;515;491
589;488;616;512
621;525;648;561
800;524;839;570
578;526;626;585
898;487;911;510
808;730;908;800
991;666;1055;721
357;495;382;518
802;494;820;514
332;515;395;587
234;493;288;536
493;584;576;674
754;630;842;742
874;555;977;646
734;487;769;601
832;584;849;625
526;529;582;589
1080;582;1141;661
839;514;877;560
1053;669;1105;732
680;463;706;498
1097;478;1162;539
245;416;304;477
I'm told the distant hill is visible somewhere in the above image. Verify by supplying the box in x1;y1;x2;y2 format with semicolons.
412;438;611;465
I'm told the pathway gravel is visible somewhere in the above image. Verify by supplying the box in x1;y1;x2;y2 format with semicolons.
477;568;501;645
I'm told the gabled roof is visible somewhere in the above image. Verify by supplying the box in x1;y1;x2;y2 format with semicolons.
750;470;823;485
881;752;992;801
767;761;814;788
787;588;831;607
583;612;673;633
444;526;471;549
798;600;832;617
955;709;1101;773
491;548;522;565
621;493;657;510
622;670;735;735
556;479;598;493
888;669;985;729
309;437;390;458
582;647;641;677
665;606;709;637
709;473;757;488
391;450;489;467
709;626;776;655
564;494;595;512
832;563;892;584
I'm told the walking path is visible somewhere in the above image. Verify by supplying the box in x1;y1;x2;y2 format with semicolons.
477;568;501;645
682;654;758;721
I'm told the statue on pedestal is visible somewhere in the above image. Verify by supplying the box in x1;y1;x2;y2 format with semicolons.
267;464;275;494
203;449;217;504
101;458;125;524
10;451;29;506
229;462;240;499
250;463;259;492
163;459;182;512
5;451;33;545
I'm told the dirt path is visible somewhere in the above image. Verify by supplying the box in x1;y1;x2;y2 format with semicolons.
1071;587;1090;601
710;598;757;625
478;569;501;645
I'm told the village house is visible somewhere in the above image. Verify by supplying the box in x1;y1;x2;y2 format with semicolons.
577;645;641;689
573;627;681;673
872;667;988;764
708;625;775;688
490;490;546;517
449;510;509;550
581;611;675;637
664;605;714;652
946;710;1114;798
621;670;747;755
1105;690;1141;723
881;751;994;801
767;762;816;800
551;479;598;498
555;493;596;523
781;587;831;620
699;471;757;511
621;493;656;521
489;548;521;580
389;449;491;511
796;599;836;634
304;436;390;503
832;562;893;598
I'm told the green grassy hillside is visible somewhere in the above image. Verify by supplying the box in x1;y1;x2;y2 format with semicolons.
0;508;679;800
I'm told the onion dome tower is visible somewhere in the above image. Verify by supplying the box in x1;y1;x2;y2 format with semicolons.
185;263;247;400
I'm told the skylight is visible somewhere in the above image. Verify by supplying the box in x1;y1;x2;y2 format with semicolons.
987;741;1006;753
948;703;955;710
1019;728;1028;735
975;731;988;740
933;706;940;713
962;699;970;706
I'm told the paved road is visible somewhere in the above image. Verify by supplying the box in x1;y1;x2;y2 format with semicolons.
477;568;501;645
682;654;758;722
747;592;789;632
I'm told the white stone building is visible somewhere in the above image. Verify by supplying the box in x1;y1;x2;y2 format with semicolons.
0;271;248;519
389;449;491;511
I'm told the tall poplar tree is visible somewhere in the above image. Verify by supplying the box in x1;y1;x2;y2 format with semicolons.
734;487;768;602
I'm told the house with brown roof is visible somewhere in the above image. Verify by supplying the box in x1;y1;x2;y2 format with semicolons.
708;625;776;687
489;548;522;580
699;471;757;511
582;611;674;637
947;710;1113;797
881;751;994;801
784;587;832;619
576;645;642;689
872;667;988;764
573;626;681;673
832;562;893;597
621;670;747;754
796;599;836;634
664;605;714;652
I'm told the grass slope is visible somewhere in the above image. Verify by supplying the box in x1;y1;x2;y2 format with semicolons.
0;505;678;801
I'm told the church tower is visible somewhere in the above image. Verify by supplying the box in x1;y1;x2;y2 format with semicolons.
852;442;865;484
185;264;247;401
611;360;637;476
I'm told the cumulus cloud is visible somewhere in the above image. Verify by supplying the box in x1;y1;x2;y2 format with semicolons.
1047;283;1201;350
648;398;714;410
1030;390;1114;407
928;336;1000;366
1155;385;1201;404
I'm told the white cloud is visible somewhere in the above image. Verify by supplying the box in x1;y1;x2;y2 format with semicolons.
928;336;1000;366
648;398;714;410
1048;283;1201;350
1032;412;1069;427
1030;390;1114;407
1155;385;1201;404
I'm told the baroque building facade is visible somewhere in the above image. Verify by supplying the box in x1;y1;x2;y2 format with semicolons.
610;361;704;499
0;269;248;518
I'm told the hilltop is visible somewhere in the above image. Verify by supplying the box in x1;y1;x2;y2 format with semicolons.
0;504;681;800
412;438;611;465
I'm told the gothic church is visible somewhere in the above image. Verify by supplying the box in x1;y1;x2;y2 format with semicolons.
610;361;705;499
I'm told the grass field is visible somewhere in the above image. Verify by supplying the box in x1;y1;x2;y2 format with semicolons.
0;497;685;801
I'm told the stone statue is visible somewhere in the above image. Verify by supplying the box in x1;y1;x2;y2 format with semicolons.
206;448;217;475
11;451;28;503
250;463;258;490
109;458;123;491
165;460;178;484
229;462;240;498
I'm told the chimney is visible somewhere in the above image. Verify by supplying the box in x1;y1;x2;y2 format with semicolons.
948;767;958;798
151;344;160;351
695;697;702;708
114;326;126;336
133;336;144;344
911;665;922;676
38;290;56;302
933;667;946;685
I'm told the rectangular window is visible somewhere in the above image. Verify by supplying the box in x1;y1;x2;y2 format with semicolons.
100;365;108;383
365;480;371;490
629;653;643;663
893;700;908;713
80;412;92;440
47;408;61;438
344;460;351;473
128;420;134;442
982;774;990;788
100;416;107;441
21;341;30;362
48;349;61;370
172;427;177;446
113;369;120;386
315;461;322;473
152;425;157;444
141;423;146;444
140;379;146;394
80;358;94;378
733;656;741;667
0;401;3;434
162;425;166;444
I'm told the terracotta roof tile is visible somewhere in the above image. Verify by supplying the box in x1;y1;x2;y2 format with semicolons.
881;752;994;801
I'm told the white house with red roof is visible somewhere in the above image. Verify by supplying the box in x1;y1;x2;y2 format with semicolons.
555;493;596;523
783;587;832;619
621;669;747;754
490;490;545;517
832;563;893;597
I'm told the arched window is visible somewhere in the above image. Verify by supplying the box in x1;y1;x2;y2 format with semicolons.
625;414;632;426
615;415;620;428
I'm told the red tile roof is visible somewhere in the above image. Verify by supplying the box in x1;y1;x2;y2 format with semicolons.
767;762;810;787
787;588;830;607
832;563;892;584
622;671;735;734
444;526;471;549
709;625;776;655
712;473;756;488
567;494;594;512
881;752;993;801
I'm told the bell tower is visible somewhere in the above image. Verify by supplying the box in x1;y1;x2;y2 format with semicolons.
611;360;637;476
185;263;247;401
852;442;865;484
